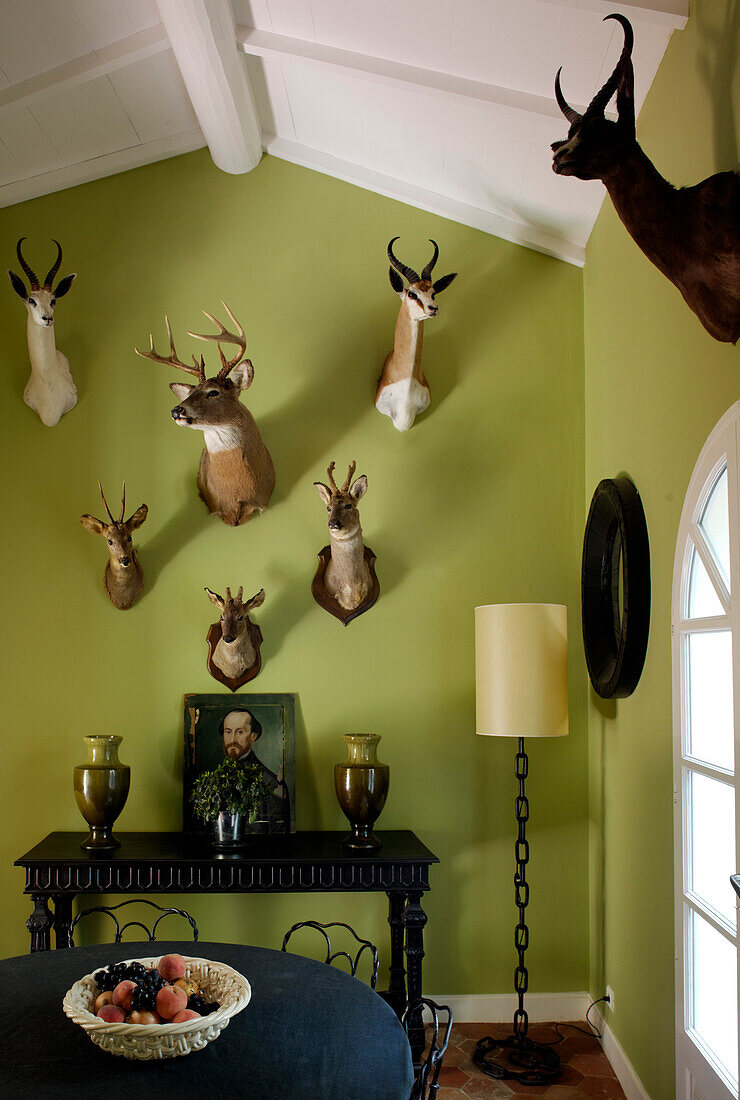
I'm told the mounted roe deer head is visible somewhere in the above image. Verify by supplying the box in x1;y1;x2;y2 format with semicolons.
376;238;457;431
81;483;148;610
552;13;740;344
136;303;275;525
312;461;379;624
204;585;265;689
8;238;77;426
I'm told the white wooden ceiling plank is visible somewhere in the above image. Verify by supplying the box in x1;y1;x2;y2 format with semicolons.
533;0;687;30
0;126;204;208
0;106;64;179
309;0;452;72
1;0;95;84
108;51;199;145
280;64;368;168
263;0;315;39
0;26;171;118
29;76;140;166
69;0;140;48
262;132;585;265
0;135;24;187
231;0;274;30
0;69;10;90
244;55;297;138
156;0;262;174
121;0;162;31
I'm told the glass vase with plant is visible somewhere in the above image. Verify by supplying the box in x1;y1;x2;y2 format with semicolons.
190;759;271;847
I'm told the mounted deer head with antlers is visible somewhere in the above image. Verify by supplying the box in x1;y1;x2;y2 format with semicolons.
376;238;457;431
81;483;148;610
204;585;265;690
8;238;77;426
552;13;740;344
312;462;379;625
135;303;275;525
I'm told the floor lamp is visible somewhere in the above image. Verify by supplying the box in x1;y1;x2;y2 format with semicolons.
473;602;569;1085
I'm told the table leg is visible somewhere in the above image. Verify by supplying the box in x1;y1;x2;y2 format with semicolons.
380;891;407;1018
53;894;74;949
403;891;427;1069
26;894;53;953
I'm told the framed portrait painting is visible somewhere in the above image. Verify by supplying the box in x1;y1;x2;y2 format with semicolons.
183;693;295;835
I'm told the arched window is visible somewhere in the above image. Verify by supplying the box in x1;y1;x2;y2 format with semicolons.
673;400;740;1100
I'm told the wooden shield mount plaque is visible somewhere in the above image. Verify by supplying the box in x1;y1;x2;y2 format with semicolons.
312;545;380;625
206;619;263;691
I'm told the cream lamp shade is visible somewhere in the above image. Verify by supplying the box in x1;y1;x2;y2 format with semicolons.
475;603;569;738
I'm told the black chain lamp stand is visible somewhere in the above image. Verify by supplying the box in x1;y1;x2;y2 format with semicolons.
473;739;561;1084
473;603;570;1087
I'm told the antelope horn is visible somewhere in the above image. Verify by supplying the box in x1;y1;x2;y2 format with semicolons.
326;462;339;492
421;240;439;282
236;586;243;601
585;13;634;119
387;237;420;284
98;482;116;524
16;239;39;290
555;68;581;124
119;482;126;523
341;461;357;492
44;239;63;290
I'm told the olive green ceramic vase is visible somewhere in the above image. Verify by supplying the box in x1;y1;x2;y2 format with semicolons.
334;734;389;850
74;735;130;851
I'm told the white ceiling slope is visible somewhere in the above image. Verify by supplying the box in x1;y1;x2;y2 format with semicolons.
0;0;686;265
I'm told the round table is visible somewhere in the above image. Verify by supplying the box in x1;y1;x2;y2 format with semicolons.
0;941;414;1099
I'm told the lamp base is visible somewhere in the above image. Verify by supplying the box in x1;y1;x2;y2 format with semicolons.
473;1034;561;1085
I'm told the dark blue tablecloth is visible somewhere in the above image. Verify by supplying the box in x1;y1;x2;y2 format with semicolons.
0;941;414;1099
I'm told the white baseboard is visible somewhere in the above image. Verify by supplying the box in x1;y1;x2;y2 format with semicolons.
427;993;651;1100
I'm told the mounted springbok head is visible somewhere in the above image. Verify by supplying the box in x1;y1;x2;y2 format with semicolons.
8;238;77;426
81;483;148;611
135;303;275;525
376;238;457;432
552;13;740;344
205;585;265;690
312;462;379;624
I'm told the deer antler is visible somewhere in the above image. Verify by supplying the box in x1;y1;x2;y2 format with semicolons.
326;462;339;492
135;316;206;381
119;481;126;523
341;462;357;492
188;302;247;381
98;481;116;524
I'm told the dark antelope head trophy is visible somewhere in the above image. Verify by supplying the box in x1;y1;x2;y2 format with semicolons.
551;13;635;180
387;237;457;318
8;238;76;327
314;462;368;540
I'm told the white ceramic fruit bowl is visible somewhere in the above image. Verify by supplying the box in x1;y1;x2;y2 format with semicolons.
62;955;251;1060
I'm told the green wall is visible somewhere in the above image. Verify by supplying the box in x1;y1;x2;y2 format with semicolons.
0;149;588;996
584;0;740;1095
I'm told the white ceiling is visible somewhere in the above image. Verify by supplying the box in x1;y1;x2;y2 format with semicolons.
0;0;685;265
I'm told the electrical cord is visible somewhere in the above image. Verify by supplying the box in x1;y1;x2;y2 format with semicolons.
537;996;609;1045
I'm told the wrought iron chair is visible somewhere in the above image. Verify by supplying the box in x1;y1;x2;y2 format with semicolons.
280;920;380;989
66;898;199;948
403;998;453;1100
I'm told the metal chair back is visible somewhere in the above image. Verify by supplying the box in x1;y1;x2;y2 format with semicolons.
67;898;199;947
404;998;453;1100
281;920;379;989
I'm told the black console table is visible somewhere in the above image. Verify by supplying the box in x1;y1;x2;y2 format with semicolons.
15;830;438;1065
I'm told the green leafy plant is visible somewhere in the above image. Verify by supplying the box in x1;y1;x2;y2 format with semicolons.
190;759;271;824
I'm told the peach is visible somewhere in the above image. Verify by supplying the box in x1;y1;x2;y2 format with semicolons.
157;954;187;982
93;990;114;1013
171;1009;201;1023
112;980;137;1012
155;984;188;1021
127;1010;162;1025
97;1004;125;1023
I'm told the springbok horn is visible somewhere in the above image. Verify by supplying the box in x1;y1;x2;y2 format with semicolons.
341;462;357;492
119;482;126;523
44;240;63;290
98;482;116;524
16;239;39;290
585;13;634;119
421;240;439;282
555;69;581;124
236;586;243;601
387;238;420;284
326;462;339;492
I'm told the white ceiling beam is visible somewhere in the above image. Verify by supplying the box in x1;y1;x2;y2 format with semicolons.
156;0;261;174
0;25;170;118
262;133;586;267
533;0;687;30
237;26;594;122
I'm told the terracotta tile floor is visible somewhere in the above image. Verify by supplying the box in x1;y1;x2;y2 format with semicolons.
431;1021;626;1099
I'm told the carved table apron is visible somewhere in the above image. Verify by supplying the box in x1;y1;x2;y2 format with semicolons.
15;829;438;1067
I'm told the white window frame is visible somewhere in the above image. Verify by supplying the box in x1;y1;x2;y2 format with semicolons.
673;399;740;1100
